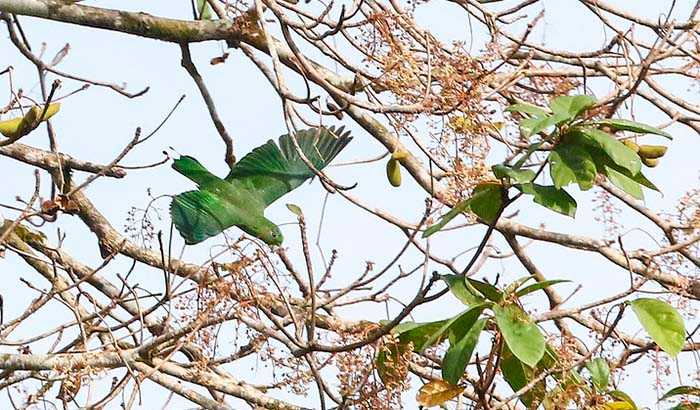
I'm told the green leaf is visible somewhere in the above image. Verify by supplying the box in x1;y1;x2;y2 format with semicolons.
467;278;503;303
500;345;546;407
604;164;644;200
286;203;303;217
661;386;700;401
586;357;610;391
549;143;597;190
630;298;685;357
492;164;535;184
632;171;660;192
196;0;213;19
548;150;576;189
608;390;638;410
520;113;569;138
441;274;484;306
494;303;545;367
506;102;549;118
515;279;571;298
550;95;597;120
504;276;535;296
591;150;659;195
570;127;641;175
423;197;472;238
469;183;503;223
423;184;502;237
442;318;487;384
393;320;448;352
421;305;487;352
513;141;545;169
592;118;673;140
517;183;577;217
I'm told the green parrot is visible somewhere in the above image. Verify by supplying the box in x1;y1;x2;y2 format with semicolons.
170;126;352;246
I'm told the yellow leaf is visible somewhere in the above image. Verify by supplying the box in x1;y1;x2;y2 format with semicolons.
0;117;23;138
416;380;464;407
0;103;61;139
603;401;636;410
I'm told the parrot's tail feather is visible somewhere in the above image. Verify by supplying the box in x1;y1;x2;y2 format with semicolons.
172;156;221;187
170;190;234;245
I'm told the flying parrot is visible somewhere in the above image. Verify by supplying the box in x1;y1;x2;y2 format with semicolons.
170;126;352;246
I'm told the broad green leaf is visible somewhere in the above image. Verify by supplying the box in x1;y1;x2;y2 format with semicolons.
393;320;447;352
506;102;549;118
422;305;486;352
548;150;576;189
286;203;303;217
550;95;596;120
592;118;672;140
608;390;638;410
515;279;571;297
500;345;546;407
492;164;535;184
469;183;503;223
549;143;597;190
630;298;685;357
520;113;569;138
517;183;577;217
416;380;464;407
604;164;644;200
442;318;487;384
633;171;660;191
585;357;610;391
467;278;503;303
447;305;484;345
442;274;484;306
570;127;641;175
661;386;700;400
591;150;659;194
494;303;545;367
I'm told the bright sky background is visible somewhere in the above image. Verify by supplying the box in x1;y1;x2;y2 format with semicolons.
0;0;697;408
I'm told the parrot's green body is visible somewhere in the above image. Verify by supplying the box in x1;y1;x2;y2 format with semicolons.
170;126;352;245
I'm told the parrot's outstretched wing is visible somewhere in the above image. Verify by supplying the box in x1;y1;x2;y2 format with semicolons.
170;190;241;245
225;126;352;206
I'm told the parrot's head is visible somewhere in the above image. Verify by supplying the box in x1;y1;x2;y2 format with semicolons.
259;224;284;246
244;217;284;246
